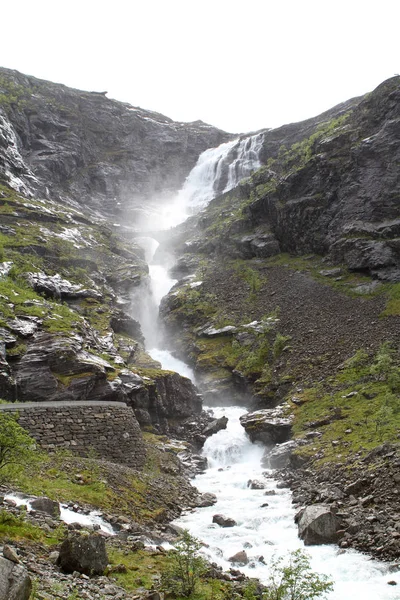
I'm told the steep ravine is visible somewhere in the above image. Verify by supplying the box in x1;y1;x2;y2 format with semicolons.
0;69;399;598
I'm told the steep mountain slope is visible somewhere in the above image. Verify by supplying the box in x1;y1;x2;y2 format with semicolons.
0;67;230;218
159;77;400;559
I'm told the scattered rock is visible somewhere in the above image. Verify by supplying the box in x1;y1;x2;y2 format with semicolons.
212;514;237;528
57;533;109;576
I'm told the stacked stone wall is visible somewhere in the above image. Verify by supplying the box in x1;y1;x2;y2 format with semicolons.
0;401;146;469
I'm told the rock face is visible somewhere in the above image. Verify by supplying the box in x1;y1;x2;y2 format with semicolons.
244;78;400;280
29;496;60;518
0;67;231;218
57;533;108;576
240;408;293;446
0;556;32;600
298;505;342;545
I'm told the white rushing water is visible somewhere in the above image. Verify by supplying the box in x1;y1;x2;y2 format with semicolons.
5;493;115;535
172;408;400;600
132;136;400;599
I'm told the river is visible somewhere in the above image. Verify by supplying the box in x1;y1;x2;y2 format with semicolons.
133;136;400;600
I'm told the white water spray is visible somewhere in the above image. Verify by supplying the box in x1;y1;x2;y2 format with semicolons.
131;136;400;599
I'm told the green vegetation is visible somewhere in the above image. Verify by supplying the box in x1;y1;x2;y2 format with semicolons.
0;75;28;112
291;343;400;464
0;413;36;477
0;509;64;545
262;549;333;600
381;282;400;316
161;530;208;597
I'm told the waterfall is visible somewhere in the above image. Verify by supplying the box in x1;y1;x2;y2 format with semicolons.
176;132;264;213
129;136;399;600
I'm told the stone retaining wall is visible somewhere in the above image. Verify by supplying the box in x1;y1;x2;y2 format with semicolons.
0;401;146;469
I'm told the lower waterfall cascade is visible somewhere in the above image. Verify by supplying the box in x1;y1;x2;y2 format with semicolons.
133;137;400;600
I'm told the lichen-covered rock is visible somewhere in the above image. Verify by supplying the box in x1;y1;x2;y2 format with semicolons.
57;532;108;575
240;408;293;446
298;505;342;545
0;556;32;600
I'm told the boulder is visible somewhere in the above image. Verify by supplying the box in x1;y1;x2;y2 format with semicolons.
197;492;217;507
247;479;265;490
298;505;342;545
212;514;237;528
228;550;248;565
0;556;32;600
262;440;307;470
240;408;293;446
202;416;228;437
57;532;108;575
29;496;60;518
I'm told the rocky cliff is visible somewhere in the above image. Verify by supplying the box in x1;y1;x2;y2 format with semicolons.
0;67;229;439
157;77;400;561
0;67;230;219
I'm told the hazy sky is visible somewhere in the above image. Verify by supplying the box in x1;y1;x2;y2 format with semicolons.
1;0;399;133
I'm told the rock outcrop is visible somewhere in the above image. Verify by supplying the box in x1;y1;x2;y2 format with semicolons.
240;408;293;446
0;67;231;218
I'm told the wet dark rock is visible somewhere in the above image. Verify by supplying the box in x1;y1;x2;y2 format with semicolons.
212;514;237;528
228;550;248;565
110;311;144;344
29;496;60;518
202;416;228;436
57;532;108;576
0;556;32;600
247;479;265;490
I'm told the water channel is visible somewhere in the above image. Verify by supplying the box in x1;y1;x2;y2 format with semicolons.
134;136;400;600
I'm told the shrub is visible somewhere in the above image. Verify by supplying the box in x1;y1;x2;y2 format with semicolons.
161;530;207;597
0;412;36;478
263;549;333;600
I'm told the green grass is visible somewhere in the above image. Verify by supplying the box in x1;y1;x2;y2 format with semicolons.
381;282;400;316
0;509;65;545
291;344;400;464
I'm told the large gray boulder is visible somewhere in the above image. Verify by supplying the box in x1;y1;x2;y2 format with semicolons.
298;505;342;545
57;533;108;576
240;408;293;446
0;556;32;600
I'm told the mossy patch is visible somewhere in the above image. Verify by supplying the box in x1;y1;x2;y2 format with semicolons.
291;344;400;465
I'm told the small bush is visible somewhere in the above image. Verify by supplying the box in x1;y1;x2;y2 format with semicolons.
161;530;207;597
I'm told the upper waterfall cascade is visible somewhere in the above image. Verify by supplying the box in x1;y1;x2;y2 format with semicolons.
177;132;264;212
